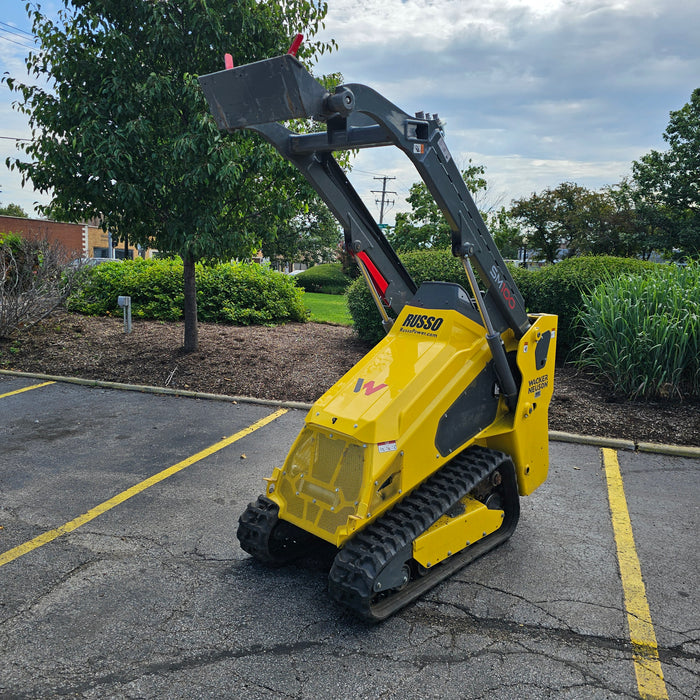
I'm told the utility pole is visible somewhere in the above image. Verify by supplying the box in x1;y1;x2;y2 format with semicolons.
371;176;396;225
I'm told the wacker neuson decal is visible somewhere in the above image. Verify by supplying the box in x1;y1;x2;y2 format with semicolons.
528;374;549;397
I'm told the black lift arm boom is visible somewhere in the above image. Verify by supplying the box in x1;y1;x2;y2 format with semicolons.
199;53;529;340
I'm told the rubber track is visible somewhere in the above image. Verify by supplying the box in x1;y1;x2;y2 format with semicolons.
328;445;514;620
237;495;313;566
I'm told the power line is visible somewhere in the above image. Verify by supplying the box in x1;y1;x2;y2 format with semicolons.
0;136;33;148
371;175;396;225
0;31;35;50
0;21;35;38
0;26;35;42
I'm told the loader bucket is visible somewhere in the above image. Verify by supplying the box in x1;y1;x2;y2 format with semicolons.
199;54;328;131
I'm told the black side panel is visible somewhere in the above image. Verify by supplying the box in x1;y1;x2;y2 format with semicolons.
535;331;552;370
435;362;500;457
410;281;482;326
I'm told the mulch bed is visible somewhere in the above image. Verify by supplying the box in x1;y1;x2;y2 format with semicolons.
1;311;697;447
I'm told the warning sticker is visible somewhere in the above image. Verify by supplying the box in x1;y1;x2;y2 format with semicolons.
437;136;451;162
378;441;397;453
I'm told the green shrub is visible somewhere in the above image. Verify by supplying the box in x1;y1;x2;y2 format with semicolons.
198;262;306;324
67;258;306;325
510;256;658;353
348;251;659;348
576;262;700;399
295;263;350;294
0;232;23;253
347;249;468;343
68;258;184;318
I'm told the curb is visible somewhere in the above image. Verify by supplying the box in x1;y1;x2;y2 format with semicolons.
2;369;699;459
548;430;636;451
548;430;700;459
0;369;313;412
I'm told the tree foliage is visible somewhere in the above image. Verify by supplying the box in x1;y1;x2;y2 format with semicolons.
4;0;334;350
0;202;29;218
603;179;673;260
633;88;700;259
511;183;597;262
263;191;341;268
388;161;489;252
509;181;673;262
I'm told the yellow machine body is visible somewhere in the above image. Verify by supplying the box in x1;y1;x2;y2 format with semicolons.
412;495;505;569
263;300;557;551
202;52;558;617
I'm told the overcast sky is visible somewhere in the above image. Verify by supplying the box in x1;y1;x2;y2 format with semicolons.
1;0;699;223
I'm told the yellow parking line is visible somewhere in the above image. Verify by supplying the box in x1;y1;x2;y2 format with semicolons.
602;448;668;700
0;381;55;399
0;408;288;568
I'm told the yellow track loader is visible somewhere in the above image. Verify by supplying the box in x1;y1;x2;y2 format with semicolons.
199;41;557;621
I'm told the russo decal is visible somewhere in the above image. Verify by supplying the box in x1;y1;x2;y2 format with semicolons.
399;313;444;338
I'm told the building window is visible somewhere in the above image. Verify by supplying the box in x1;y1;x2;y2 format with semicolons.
92;247;134;260
114;247;134;260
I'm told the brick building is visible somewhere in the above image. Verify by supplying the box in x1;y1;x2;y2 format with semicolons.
0;215;151;260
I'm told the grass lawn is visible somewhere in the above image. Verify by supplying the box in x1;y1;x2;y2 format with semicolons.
303;292;353;326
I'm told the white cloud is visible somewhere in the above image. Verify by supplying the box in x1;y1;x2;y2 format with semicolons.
310;0;700;223
2;0;698;223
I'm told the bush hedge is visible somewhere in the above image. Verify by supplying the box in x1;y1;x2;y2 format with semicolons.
348;251;659;349
294;263;351;295
576;261;700;399
67;258;306;325
510;256;658;353
347;249;468;343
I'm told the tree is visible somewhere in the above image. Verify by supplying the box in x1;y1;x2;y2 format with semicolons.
388;160;489;252
0;202;29;218
4;1;333;351
264;191;341;269
488;207;522;260
633;88;700;259
509;189;561;263
604;179;672;260
510;182;626;262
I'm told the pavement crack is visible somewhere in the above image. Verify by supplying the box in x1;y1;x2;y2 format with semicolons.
48;640;322;697
508;636;640;698
455;580;577;629
419;598;634;654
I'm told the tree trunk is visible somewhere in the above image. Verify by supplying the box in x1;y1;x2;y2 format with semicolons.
183;254;198;353
124;233;129;260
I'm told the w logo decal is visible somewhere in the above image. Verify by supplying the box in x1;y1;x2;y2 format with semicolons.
353;378;388;396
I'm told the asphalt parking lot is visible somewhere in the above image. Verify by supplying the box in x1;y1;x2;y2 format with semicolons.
1;375;698;699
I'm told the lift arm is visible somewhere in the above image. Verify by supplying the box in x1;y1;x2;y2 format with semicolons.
199;53;529;339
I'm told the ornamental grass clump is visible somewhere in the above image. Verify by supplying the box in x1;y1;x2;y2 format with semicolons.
576;261;700;399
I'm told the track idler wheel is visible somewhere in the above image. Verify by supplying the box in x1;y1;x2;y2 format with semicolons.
237;495;315;566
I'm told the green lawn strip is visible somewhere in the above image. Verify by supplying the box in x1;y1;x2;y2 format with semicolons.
303;292;353;326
